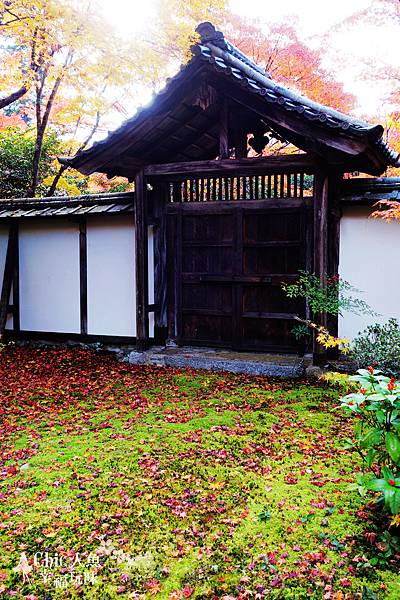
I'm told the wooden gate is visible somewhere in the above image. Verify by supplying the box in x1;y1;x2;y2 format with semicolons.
166;197;311;352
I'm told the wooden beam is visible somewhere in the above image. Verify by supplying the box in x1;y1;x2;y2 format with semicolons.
233;126;247;159
145;154;315;178
79;220;88;335
313;169;329;364
0;224;18;339
135;170;149;350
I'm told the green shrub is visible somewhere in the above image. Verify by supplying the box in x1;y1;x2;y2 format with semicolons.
340;368;400;517
352;319;400;377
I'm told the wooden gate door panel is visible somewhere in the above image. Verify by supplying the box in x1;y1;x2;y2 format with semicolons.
240;207;306;351
167;200;308;352
180;208;235;347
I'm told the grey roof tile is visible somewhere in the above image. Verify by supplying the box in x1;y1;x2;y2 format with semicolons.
0;192;134;219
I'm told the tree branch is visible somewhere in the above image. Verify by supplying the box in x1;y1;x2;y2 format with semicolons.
47;110;101;196
0;86;28;109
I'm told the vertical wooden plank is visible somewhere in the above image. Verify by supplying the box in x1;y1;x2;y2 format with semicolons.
327;172;342;347
287;173;292;198
212;178;217;202
293;173;298;198
300;172;305;197
206;177;211;201
182;180;187;203
166;210;177;345
79;220;88;336
154;182;168;339
135;169;149;350
280;173;285;197
12;224;20;333
189;178;193;203
218;177;223;201
313;169;329;363
175;210;183;343
0;224;18;339
219;96;229;159
224;177;229;201
233;207;243;349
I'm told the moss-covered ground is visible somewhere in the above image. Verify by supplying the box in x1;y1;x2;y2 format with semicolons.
0;346;399;599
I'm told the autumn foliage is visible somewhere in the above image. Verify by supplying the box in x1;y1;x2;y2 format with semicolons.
223;16;355;114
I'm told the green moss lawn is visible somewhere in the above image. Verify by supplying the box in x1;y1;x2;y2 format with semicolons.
0;346;399;599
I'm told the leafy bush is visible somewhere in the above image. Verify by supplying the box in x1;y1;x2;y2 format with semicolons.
352;319;400;377
282;271;374;317
340;368;400;517
282;271;375;352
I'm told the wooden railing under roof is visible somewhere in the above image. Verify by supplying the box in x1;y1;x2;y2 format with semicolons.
144;154;314;202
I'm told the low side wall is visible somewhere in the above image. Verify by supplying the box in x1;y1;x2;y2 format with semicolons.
0;216;155;340
339;205;400;341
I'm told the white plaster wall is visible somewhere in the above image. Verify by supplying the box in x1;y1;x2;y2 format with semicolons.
1;217;155;339
87;216;136;337
0;225;8;282
339;206;400;340
19;220;80;333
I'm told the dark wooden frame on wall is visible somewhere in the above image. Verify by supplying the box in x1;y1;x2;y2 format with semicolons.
312;168;342;363
0;223;19;338
135;170;150;350
0;211;140;346
79;220;88;335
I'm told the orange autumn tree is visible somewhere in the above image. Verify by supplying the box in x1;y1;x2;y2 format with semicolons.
220;15;355;156
223;15;355;113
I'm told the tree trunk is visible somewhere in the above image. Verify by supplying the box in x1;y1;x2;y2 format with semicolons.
48;165;67;196
28;75;62;197
28;49;73;197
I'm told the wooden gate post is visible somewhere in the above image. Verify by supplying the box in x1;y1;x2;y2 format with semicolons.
135;170;149;350
313;169;329;364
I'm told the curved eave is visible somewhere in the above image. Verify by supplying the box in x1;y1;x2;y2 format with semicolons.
59;24;400;177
